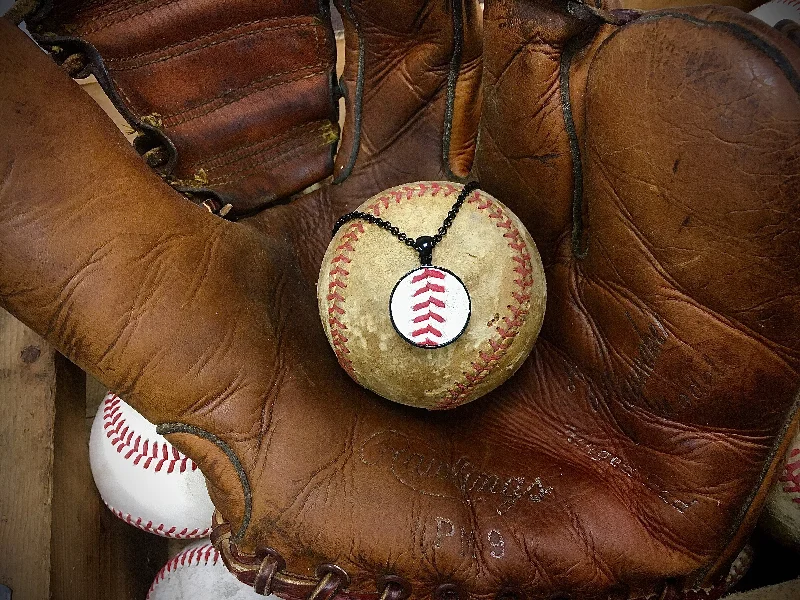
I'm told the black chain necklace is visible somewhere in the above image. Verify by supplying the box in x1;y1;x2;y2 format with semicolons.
331;181;480;349
332;181;480;266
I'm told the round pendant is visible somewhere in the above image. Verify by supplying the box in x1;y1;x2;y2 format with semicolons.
389;266;471;349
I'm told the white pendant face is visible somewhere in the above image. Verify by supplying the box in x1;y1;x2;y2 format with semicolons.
389;266;471;348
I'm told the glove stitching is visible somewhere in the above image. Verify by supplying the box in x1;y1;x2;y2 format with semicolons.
202;120;335;173
31;34;180;177
156;421;252;542
104;15;320;64
71;22;326;128
209;504;742;599
106;19;323;71
65;0;187;36
212;131;335;187
157;64;328;126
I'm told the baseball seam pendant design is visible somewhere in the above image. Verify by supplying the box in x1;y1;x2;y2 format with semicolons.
332;181;480;350
390;266;471;348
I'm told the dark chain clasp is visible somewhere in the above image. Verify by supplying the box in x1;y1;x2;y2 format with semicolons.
415;236;435;265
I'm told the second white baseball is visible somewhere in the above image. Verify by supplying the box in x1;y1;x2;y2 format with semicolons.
750;0;800;25
90;392;215;538
147;540;278;600
759;425;800;548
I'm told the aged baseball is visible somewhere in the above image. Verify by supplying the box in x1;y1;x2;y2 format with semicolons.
147;540;276;600
759;425;800;548
318;181;546;410
90;392;215;538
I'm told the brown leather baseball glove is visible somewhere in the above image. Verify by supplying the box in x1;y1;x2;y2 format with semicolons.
2;1;799;599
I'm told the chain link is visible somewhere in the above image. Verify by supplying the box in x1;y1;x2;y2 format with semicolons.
331;181;480;265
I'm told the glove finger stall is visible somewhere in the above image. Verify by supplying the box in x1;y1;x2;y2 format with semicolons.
27;0;340;217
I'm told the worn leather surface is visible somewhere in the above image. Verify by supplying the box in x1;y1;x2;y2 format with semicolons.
332;0;482;186
27;0;340;216
2;0;800;599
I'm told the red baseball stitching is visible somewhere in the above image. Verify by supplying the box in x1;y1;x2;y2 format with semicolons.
103;394;198;474
104;499;212;539
410;268;447;346
327;184;458;372
327;183;533;408
779;447;800;503
146;543;219;599
437;190;533;409
326;222;364;379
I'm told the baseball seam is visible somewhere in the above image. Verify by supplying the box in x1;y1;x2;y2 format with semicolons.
779;447;800;502
435;191;533;409
326;183;457;376
410;268;447;345
103;498;212;539
103;394;198;473
327;221;365;380
146;543;219;599
325;183;533;408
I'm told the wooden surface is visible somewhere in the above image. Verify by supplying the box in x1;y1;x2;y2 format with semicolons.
51;357;95;599
0;310;168;599
52;359;169;600
0;309;57;599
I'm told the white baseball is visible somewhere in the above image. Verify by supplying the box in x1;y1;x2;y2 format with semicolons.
90;392;215;538
147;540;277;600
750;0;800;26
759;428;800;548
